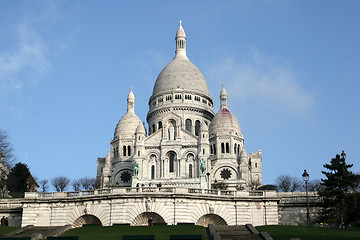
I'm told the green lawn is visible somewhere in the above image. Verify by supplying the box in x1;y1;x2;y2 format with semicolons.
0;226;19;236
257;225;360;240
62;225;208;240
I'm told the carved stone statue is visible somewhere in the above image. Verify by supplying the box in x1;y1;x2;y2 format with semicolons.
168;124;175;140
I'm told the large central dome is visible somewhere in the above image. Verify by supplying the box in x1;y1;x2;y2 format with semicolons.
150;21;211;98
152;58;210;96
147;21;214;127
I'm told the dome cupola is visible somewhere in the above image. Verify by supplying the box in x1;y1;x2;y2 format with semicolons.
147;21;214;126
209;85;242;137
114;88;142;139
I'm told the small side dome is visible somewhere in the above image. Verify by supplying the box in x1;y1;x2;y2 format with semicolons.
114;88;142;139
209;85;242;136
209;108;242;136
114;112;142;139
136;122;146;135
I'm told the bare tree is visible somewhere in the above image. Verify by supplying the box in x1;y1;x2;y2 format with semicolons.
80;177;96;190
307;179;323;192
51;176;70;192
39;179;49;192
276;175;302;192
0;129;16;168
72;179;82;191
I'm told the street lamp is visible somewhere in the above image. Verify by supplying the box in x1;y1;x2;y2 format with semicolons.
302;169;310;227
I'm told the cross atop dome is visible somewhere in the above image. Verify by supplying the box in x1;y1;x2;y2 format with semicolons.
175;20;188;60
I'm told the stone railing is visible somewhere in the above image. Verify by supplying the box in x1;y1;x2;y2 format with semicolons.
278;192;321;204
24;188;278;199
0;200;22;209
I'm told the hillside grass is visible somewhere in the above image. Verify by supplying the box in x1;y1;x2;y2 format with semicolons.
0;226;19;236
62;225;208;240
257;225;360;240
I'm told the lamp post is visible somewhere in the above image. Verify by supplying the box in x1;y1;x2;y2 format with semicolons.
302;169;310;227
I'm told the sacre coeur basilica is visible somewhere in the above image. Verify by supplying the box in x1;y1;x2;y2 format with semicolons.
18;22;291;228
96;21;262;191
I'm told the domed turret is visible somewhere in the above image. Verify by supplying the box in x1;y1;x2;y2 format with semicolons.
114;88;142;139
135;122;146;135
209;85;242;137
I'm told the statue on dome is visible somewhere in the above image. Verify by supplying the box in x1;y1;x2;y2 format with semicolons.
200;158;206;174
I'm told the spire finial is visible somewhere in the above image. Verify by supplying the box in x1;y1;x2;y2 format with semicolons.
220;84;228;110
174;20;188;60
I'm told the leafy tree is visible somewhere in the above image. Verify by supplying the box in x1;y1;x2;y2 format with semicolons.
319;151;358;226
0;129;16;168
51;176;70;192
276;175;303;192
6;162;31;197
257;184;278;191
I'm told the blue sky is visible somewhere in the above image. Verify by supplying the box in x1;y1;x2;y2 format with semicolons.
1;0;359;189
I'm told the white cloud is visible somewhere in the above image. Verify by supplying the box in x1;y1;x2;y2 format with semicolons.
0;3;54;93
206;49;313;115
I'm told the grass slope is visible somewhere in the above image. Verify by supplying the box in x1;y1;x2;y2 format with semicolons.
0;226;19;236
62;225;208;240
257;225;360;240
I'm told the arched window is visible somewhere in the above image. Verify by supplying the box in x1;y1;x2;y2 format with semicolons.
210;145;213;154
185;119;192;132
168;151;176;173
127;145;131;156
226;142;230;153
151;165;155;179
158;121;162;129
221;143;225;154
189;164;193;178
116;147;119;157
214;144;216;155
113;148;116;158
234;144;237;155
123;146;126;156
237;145;240;155
195;120;200;136
152;124;156;134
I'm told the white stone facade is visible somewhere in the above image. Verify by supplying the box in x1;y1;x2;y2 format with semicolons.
96;22;263;191
21;189;279;227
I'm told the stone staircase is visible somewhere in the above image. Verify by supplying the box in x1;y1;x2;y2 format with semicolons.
4;225;72;239
208;224;273;240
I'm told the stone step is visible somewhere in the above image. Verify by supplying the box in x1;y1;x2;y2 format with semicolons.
213;225;264;240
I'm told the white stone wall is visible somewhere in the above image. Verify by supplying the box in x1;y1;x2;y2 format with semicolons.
21;189;279;227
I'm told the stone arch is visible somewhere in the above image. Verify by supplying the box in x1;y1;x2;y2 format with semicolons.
131;212;166;226
166;151;177;173
196;214;227;227
73;214;102;228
